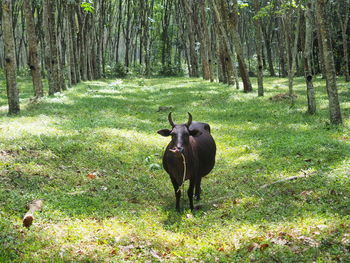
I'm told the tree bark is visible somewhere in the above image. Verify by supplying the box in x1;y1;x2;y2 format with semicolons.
226;0;253;92
43;0;60;94
24;0;44;98
253;0;264;97
336;2;350;82
199;0;213;81
304;1;316;114
182;0;199;77
261;18;276;77
2;0;20;114
115;0;123;64
282;8;301;97
211;0;238;86
71;3;80;83
315;0;342;124
68;4;77;85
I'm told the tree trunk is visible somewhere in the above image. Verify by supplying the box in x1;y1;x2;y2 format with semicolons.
253;0;264;97
194;0;210;80
304;1;316;114
68;4;77;85
23;0;44;98
95;0;104;79
43;0;53;94
336;3;350;82
182;0;199;77
115;0;123;64
315;24;325;78
226;0;252;92
2;0;20;115
43;0;60;94
199;0;213;81
277;24;287;77
71;3;80;83
315;0;342;124
282;8;301;97
211;0;238;87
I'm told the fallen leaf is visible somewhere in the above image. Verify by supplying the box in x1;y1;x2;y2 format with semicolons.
247;243;259;252
86;173;96;179
260;243;269;250
218;247;225;251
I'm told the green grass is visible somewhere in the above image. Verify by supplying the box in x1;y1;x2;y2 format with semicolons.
1;76;350;262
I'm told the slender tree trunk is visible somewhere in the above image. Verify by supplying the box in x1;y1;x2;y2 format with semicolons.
64;3;72;88
95;0;104;79
115;0;123;64
68;4;77;85
70;3;80;83
315;25;325;77
57;1;66;91
315;0;342;124
336;3;350;82
43;0;54;94
23;0;44;98
194;0;210;80
182;0;199;77
277;25;287;77
282;8;301;97
253;0;264;97
123;0;132;68
211;0;238;86
77;8;88;80
261;21;276;77
226;0;252;92
44;0;60;94
2;0;20;114
304;1;316;114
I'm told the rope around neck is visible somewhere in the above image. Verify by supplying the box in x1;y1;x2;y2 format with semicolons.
177;153;186;193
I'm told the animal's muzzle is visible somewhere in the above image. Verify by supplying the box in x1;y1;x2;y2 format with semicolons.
169;147;184;153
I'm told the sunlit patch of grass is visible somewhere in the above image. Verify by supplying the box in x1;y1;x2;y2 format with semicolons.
0;116;64;140
1;76;350;262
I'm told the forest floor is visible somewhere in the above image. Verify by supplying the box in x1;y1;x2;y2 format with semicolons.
1;76;350;262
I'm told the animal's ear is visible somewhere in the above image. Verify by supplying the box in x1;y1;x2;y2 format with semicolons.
189;129;202;137
157;129;171;137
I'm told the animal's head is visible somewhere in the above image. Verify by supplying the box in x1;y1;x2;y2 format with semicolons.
157;112;202;153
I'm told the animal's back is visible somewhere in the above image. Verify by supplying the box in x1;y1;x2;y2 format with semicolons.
189;122;216;176
189;121;211;134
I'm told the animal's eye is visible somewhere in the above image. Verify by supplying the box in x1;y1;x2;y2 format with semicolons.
170;131;176;136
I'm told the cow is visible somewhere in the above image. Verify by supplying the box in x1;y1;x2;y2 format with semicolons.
157;112;216;211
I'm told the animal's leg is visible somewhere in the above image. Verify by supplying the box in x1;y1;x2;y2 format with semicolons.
187;179;195;211
195;176;202;201
170;177;181;212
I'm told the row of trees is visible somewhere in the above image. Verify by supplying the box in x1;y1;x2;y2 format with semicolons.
0;0;348;124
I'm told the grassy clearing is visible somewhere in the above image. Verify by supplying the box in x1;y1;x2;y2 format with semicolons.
0;76;350;262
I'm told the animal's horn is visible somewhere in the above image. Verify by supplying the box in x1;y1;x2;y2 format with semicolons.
168;112;175;127
187;112;193;127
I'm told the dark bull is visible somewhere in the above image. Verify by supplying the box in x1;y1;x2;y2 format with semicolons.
157;112;216;211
